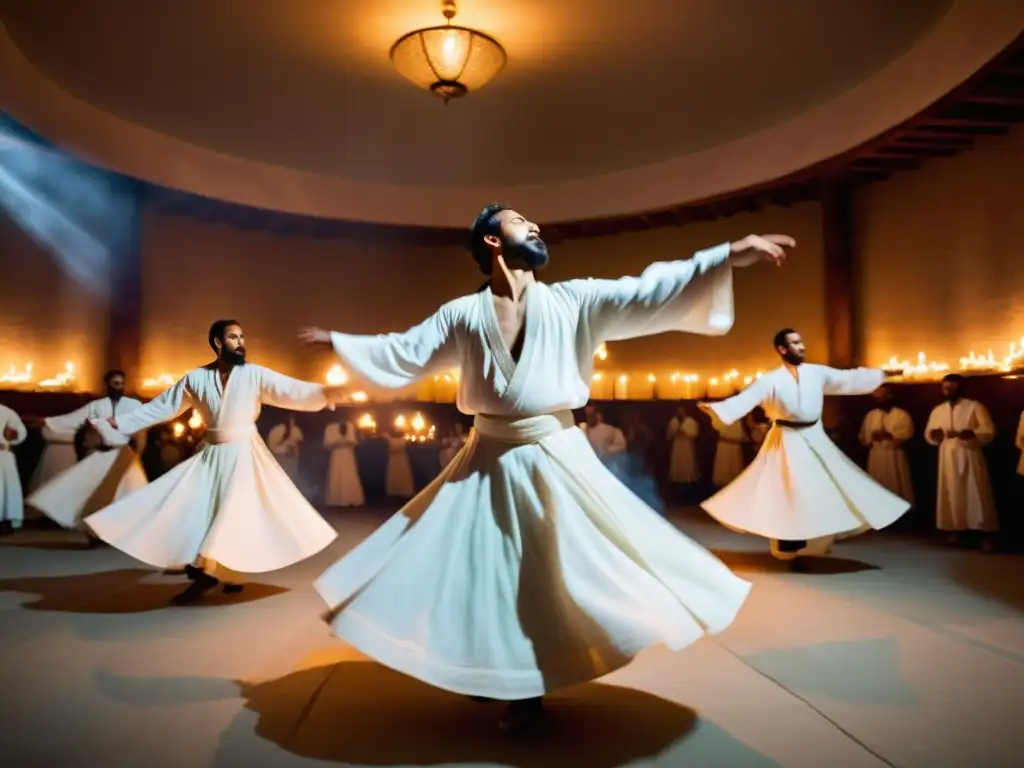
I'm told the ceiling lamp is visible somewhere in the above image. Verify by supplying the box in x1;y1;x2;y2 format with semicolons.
390;1;507;104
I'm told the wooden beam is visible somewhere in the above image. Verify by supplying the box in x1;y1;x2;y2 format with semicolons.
819;178;859;368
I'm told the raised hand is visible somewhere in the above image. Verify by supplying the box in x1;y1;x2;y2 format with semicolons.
729;234;796;267
2;426;17;441
298;327;332;348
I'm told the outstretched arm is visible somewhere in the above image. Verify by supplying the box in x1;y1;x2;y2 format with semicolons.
569;235;794;343
300;304;459;390
103;376;193;437
41;403;92;443
259;367;332;412
701;377;768;427
821;367;886;396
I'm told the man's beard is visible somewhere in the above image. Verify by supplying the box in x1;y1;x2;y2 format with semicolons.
503;235;549;271
107;387;123;401
222;347;247;366
782;351;804;365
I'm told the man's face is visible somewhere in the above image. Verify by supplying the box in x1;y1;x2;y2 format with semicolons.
106;374;125;397
777;332;806;364
217;324;246;364
486;209;549;271
872;387;891;409
941;379;961;400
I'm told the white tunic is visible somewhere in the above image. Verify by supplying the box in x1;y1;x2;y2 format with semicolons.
384;435;415;499
702;365;910;540
86;364;337;573
858;407;915;506
1015;411;1024;477
585;422;627;457
0;405;28;526
267;422;303;483
666;416;701;483
316;243;753;700
323;421;365;507
712;417;749;488
924;399;997;531
28;396;143;493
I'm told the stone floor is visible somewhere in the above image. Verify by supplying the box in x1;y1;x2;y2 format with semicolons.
1;507;1023;767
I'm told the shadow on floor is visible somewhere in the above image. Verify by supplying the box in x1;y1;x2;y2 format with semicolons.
0;534;96;550
712;550;880;575
950;553;1024;615
229;661;699;767
0;568;288;613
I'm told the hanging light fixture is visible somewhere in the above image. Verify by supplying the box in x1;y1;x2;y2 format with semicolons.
390;0;507;104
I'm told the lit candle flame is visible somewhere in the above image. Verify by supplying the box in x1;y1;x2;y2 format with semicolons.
188;410;204;430
142;373;175;390
357;413;376;430
39;362;75;389
351;391;368;402
0;363;32;385
411;412;426;432
172;422;185;438
326;365;348;386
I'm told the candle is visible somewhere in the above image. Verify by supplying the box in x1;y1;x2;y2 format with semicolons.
589;372;611;400
707;376;731;399
142;373;176;391
594;343;608;362
325;365;348;385
0;363;33;388
416;377;435;402
435;374;457;403
171;422;185;438
351;391;368;403
188;410;204;430
722;369;740;394
613;374;629;400
411;412;427;436
39;362;76;390
356;412;377;434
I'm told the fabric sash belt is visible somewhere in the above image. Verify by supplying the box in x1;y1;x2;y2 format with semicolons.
774;419;819;430
206;424;258;444
473;411;574;445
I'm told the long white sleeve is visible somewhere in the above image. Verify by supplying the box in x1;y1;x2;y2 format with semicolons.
971;403;996;446
858;412;874;447
821;367;885;396
0;407;27;448
330;304;459;390
708;377;767;426
42;403;93;442
890;409;914;443
109;377;193;437
924;407;943;446
258;367;328;412
568;243;735;343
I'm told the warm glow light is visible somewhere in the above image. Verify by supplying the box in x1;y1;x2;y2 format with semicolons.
351;391;368;403
390;1;507;103
595;343;608;362
592;373;603;381
171;422;185;438
394;414;407;430
326;365;348;386
188;410;203;430
0;363;32;386
142;373;175;391
647;373;656;383
357;413;376;431
411;412;427;432
39;362;75;389
618;375;628;383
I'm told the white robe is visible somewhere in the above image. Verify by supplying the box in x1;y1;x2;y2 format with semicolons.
667;416;701;483
924;399;997;531
1015;411;1024;477
323;421;365;507
267;423;303;484
712;417;748;488
28;396;144;493
0;405;28;527
85;364;337;574
702;365;910;544
585;422;627;457
27;445;148;532
438;433;467;468
316;242;753;700
384;435;415;499
858;407;915;506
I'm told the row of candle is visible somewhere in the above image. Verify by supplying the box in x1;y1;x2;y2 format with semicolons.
883;337;1024;381
0;362;77;390
355;411;439;442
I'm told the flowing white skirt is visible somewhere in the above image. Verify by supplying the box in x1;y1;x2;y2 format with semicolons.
316;412;751;701
702;424;910;541
27;442;77;494
85;434;337;573
385;451;415;499
27;447;147;530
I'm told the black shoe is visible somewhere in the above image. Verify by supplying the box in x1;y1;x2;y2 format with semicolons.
222;583;244;595
85;534;102;549
0;520;13;537
170;574;219;605
184;564;204;581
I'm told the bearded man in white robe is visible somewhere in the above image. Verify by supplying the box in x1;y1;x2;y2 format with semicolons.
858;384;915;506
924;374;997;548
299;202;794;731
88;319;345;604
699;329;909;570
25;369;145;494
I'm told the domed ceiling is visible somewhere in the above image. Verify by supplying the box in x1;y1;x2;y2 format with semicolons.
2;0;1023;226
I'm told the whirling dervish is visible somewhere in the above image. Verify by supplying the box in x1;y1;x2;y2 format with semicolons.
700;329;910;569
87;320;345;604
299;202;794;731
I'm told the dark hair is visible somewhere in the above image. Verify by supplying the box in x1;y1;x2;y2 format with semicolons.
467;203;510;276
103;369;126;384
208;319;241;353
942;373;965;385
772;328;797;351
